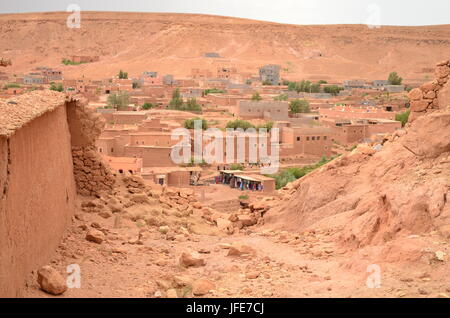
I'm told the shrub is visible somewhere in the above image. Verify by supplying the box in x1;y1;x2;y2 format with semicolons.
118;70;128;79
226;119;255;130
142;102;154;110
395;110;410;127
251;92;262;101
184;117;208;130
107;91;130;109
388;72;403;85
239;195;249;200
289;99;310;113
50;83;64;92
274;94;288;101
267;155;340;189
230;163;244;171
324;85;345;96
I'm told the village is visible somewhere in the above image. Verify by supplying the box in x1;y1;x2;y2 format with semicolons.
0;54;413;202
1;6;450;301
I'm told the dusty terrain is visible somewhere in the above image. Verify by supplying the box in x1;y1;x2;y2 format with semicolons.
1;12;450;81
24;61;450;298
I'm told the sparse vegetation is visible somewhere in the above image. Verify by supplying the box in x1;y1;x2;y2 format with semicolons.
230;163;245;171
273;93;288;101
238;195;249;200
287;80;321;93
204;88;226;95
61;59;85;66
289;99;310;114
49;83;64;92
168;90;202;112
395;110;410;127
3;83;21;89
267;156;340;189
226;119;255;130
324;85;345;96
251;92;262;101
388;72;403;85
118;70;128;79
184;117;208;130
107;91;130;110
141;102;154;110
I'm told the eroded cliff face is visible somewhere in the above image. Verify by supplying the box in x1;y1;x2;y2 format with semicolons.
264;61;450;251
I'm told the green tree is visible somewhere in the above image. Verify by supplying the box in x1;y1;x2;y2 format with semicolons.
118;70;128;79
230;163;245;171
251;92;262;101
169;88;183;109
388;72;403;85
142;102;154;110
289;99;310;113
256;121;274;130
324;85;344;96
107;91;130;110
185;98;201;111
226;119;255;130
184;117;208;130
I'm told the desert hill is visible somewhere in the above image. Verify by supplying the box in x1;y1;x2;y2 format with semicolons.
1;11;450;81
264;61;450;266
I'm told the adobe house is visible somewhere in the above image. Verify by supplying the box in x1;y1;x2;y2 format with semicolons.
237;100;289;120
280;125;332;157
0;91;114;297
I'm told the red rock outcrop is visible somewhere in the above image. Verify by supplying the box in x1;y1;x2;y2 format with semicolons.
265;62;450;251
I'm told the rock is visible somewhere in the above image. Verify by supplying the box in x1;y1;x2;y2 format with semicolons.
216;218;232;230
410;100;430;112
418;288;429;295
179;252;206;267
192;279;215;296
173;275;193;287
246;271;260;279
158;226;170;234
85;229;105;244
166;289;178;298
238;215;257;227
218;243;232;249
438;293;450;298
37;266;67;295
130;193;150;204
436;65;450;79
154;291;162;298
98;210;112;219
424;91;436;100
227;244;257;257
435;251;446;261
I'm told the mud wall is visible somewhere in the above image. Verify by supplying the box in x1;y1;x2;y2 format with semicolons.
0;105;76;297
66;98;115;196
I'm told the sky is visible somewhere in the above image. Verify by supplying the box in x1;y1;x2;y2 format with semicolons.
0;0;449;26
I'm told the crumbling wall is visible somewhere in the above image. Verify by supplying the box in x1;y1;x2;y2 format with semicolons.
65;97;115;196
409;60;450;122
0;105;76;297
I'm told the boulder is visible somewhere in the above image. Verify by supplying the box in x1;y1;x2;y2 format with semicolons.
408;88;423;100
192;279;215;296
85;229;105;244
37;266;67;295
179;252;206;267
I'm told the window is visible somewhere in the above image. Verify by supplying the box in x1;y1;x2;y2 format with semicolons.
111;148;114;153
317;136;320;140
98;148;102;153
312;137;316;141
324;136;327;140
296;137;300;141
306;137;310;141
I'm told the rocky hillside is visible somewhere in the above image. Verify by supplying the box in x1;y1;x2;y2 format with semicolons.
265;61;450;254
1;12;450;80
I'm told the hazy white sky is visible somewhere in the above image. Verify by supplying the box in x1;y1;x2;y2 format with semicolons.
0;0;449;26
